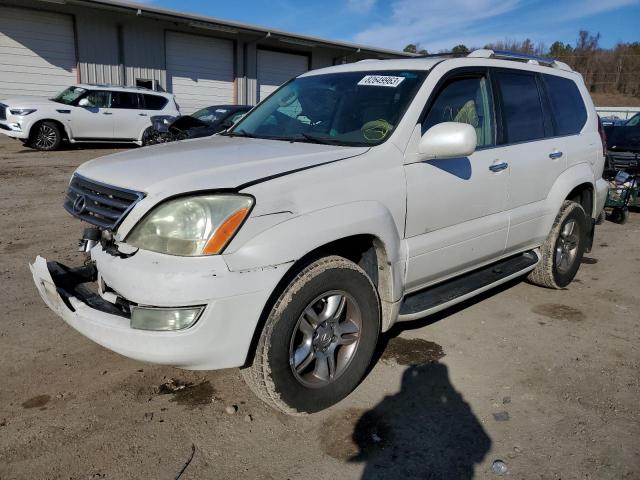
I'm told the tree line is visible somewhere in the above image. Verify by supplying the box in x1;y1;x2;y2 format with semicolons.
404;31;640;97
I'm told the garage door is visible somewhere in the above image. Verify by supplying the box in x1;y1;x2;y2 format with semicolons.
166;32;234;114
257;50;309;102
0;7;77;98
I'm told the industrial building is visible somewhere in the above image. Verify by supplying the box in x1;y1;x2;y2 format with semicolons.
0;0;410;112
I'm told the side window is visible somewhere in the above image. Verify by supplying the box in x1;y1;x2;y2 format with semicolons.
423;75;495;148
495;71;546;143
110;92;140;109
543;74;587;135
83;91;111;108
143;94;168;111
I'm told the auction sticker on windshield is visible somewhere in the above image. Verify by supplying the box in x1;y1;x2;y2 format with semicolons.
358;75;406;88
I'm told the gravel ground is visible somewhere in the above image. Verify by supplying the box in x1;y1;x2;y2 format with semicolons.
0;135;638;479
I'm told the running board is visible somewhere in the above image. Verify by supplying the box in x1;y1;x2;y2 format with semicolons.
398;250;540;322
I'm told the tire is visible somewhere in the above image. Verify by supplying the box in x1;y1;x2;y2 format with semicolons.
609;207;629;224
30;121;62;151
141;127;155;146
528;200;587;289
242;255;380;415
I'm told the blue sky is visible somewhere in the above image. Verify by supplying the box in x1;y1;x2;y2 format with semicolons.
140;0;640;52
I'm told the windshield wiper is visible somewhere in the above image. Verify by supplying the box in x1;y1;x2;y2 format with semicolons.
299;133;356;146
221;129;257;138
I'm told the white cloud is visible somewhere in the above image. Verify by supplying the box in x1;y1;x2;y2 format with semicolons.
347;0;377;13
351;0;640;51
353;0;521;50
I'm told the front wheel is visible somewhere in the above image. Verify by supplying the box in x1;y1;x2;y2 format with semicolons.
30;121;62;151
242;256;380;415
528;200;587;289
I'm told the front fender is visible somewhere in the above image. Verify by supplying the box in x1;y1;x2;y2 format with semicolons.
224;201;405;303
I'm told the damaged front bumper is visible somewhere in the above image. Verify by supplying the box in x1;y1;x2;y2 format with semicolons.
30;248;289;370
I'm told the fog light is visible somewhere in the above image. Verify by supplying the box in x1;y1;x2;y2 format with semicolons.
9;123;21;131
130;306;204;331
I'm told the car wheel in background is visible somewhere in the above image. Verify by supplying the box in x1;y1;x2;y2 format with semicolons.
30;121;62;151
528;200;587;289
242;255;380;415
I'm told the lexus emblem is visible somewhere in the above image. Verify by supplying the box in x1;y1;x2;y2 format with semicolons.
72;194;87;214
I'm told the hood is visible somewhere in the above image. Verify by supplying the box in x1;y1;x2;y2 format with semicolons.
607;126;640;153
0;96;58;107
76;135;368;198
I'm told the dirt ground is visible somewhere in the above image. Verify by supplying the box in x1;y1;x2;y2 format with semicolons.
0;135;638;480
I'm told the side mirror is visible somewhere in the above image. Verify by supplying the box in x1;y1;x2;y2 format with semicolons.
78;98;90;107
418;122;477;159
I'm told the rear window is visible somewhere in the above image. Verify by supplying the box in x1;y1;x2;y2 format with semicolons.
496;71;547;143
143;94;168;110
111;92;140;109
543;74;587;136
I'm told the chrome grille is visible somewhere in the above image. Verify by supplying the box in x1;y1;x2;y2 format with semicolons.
0;103;6;121
64;174;144;230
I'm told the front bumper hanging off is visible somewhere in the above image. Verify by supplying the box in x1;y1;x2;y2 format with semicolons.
30;252;286;370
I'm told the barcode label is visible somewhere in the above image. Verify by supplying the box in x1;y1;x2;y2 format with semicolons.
357;75;405;88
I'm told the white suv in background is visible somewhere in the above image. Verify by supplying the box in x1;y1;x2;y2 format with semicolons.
31;50;608;414
0;85;179;150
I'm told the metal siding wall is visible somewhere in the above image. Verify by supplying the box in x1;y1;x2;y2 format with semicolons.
122;24;166;90
165;32;235;113
76;16;121;85
0;6;77;97
257;49;309;102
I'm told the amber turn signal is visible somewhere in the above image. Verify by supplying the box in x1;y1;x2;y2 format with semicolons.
202;207;250;255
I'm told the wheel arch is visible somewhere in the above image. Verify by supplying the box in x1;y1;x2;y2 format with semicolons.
566;182;594;218
241;233;394;368
29;118;70;141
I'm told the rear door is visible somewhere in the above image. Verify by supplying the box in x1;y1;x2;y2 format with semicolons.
71;90;114;139
494;69;573;253
111;91;148;140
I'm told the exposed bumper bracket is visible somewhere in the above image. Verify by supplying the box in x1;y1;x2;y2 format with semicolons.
47;261;130;318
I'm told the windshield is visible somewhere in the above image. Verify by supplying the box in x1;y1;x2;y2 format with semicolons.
51;86;87;105
625;113;640;127
229;70;427;146
192;107;229;124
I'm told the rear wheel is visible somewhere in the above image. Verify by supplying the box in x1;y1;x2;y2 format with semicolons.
242;255;380;415
528;200;587;289
30;121;62;151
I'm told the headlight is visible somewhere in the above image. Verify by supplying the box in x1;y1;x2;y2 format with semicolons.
126;194;253;256
9;108;36;115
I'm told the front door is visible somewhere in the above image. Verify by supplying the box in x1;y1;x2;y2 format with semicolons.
404;70;509;291
71;90;114;139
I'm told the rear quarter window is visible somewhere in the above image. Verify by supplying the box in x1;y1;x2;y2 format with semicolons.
143;94;169;110
543;74;587;136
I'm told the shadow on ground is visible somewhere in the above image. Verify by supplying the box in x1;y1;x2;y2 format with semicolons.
350;363;491;479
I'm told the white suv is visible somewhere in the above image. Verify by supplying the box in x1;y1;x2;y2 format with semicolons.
31;50;608;414
0;85;179;150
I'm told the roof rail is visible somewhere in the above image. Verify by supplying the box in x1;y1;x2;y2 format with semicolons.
81;83;155;91
467;49;573;72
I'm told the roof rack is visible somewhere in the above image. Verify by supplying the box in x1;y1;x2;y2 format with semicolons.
467;49;573;71
80;83;155;91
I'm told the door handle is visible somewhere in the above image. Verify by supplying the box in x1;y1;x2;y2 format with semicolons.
138;113;148;117
549;151;563;159
102;111;113;115
489;162;508;172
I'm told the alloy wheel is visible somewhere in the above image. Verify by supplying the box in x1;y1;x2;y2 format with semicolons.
34;124;57;150
289;290;362;388
555;219;579;274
